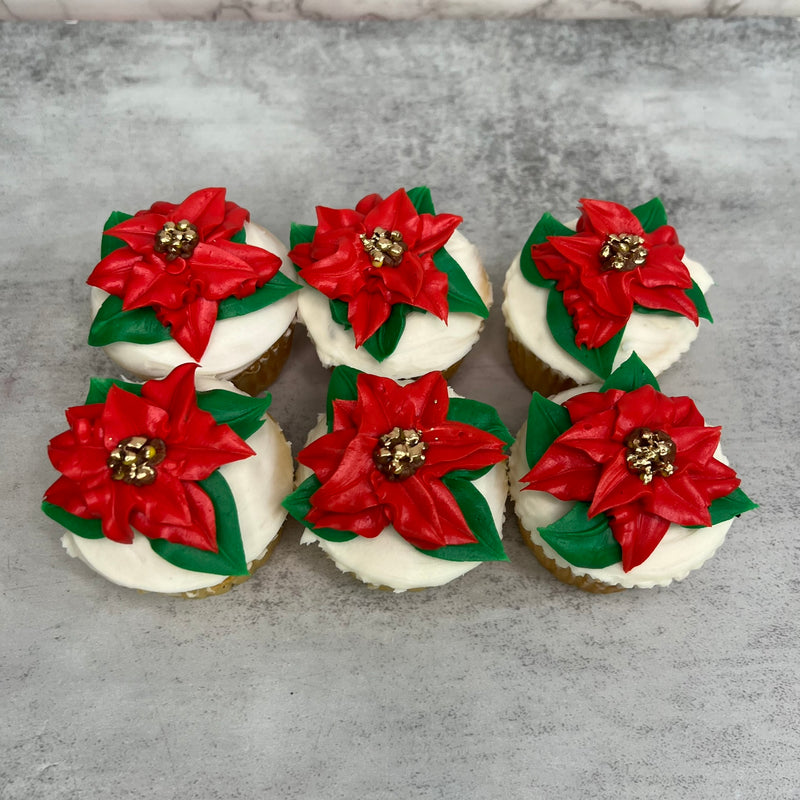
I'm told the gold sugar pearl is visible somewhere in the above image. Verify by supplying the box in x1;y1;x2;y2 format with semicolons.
107;436;167;487
373;426;427;481
599;233;648;273
360;227;408;268
153;219;200;261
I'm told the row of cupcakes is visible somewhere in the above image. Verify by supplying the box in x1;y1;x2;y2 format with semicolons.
42;186;755;596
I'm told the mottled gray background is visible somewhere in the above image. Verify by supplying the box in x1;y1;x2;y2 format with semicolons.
2;0;799;20
1;20;797;799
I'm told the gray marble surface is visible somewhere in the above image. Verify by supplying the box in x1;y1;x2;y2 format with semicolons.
1;19;798;800
3;0;800;20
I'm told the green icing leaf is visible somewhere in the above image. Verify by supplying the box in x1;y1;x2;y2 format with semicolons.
41;502;104;539
419;475;507;562
195;389;270;441
631;197;668;233
100;211;133;259
524;392;572;469
281;474;358;543
230;227;246;245
447;398;513;448
326;365;361;432
88;295;171;347
707;487;758;525
361;304;409;362
289;222;316;253
406;185;435;216
519;213;570;289
685;280;713;323
687;487;758;528
88;271;299;348
600;353;660;393
216;271;300;319
330;298;350;328
149;471;249;576
538;502;622;569
546;289;623;379
85;376;142;404
433;247;489;318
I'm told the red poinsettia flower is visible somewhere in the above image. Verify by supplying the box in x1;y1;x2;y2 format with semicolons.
289;188;462;346
531;198;698;348
44;363;255;551
522;384;740;571
298;372;507;550
87;187;283;360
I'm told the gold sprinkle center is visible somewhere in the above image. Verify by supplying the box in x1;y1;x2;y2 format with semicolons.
360;227;407;268
373;427;427;481
625;427;676;485
107;436;166;486
599;233;648;273
154;219;200;261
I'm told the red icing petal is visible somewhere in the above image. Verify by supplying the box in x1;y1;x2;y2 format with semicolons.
579;198;645;237
100;385;170;448
132;478;218;552
307;434;381;513
422;422;506;478
522;444;602;502
415;212;462;255
609;504;671;571
87;248;145;294
354;193;382;217
632;285;699;323
44;475;92;517
588;450;650;516
306;504;389;539
298;428;360;483
362;189;420;245
316;205;365;234
373;471;476;549
643;472;711;527
172;187;227;236
158;296;219;361
106;212;165;252
347;291;394;347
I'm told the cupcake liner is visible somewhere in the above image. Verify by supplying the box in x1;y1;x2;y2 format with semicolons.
231;321;296;396
506;328;577;396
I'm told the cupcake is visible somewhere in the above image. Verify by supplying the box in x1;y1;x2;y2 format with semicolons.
509;354;756;592
289;186;491;379
87;187;300;396
503;197;713;394
283;367;511;591
42;364;292;597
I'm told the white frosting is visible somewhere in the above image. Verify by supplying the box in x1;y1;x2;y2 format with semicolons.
296;229;492;379
297;410;508;592
509;386;733;589
89;222;298;380
61;376;293;594
502;225;714;383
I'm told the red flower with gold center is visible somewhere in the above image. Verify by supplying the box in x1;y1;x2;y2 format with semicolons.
522;383;740;571
297;371;507;550
531;198;698;348
87;187;283;360
44;363;255;551
289;188;462;347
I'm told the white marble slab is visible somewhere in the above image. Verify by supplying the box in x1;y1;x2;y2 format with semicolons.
1;18;798;800
2;0;800;20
